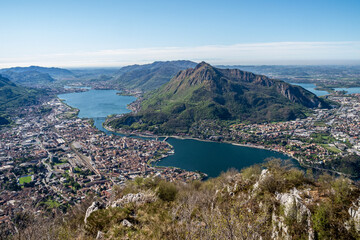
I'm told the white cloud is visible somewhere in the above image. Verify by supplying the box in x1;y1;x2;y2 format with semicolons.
1;41;360;68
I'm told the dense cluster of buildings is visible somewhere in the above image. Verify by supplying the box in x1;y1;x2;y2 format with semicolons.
0;98;200;226
229;94;360;169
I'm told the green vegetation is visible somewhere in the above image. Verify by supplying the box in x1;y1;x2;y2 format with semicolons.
19;176;32;185
51;156;68;166
327;154;360;177
157;181;178;202
321;144;341;153
62;173;81;191
114;60;196;91
310;132;336;144
108;62;330;134
0;75;46;126
73;167;94;177
43;199;61;209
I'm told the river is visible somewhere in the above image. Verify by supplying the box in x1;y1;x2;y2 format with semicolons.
59;88;292;177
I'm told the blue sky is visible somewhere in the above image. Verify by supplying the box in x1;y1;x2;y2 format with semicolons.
0;0;359;67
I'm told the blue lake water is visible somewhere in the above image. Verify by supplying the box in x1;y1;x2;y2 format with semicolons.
290;83;360;96
333;87;360;94
59;89;136;118
58;89;292;178
290;83;329;96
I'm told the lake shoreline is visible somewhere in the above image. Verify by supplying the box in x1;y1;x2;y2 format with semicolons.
60;89;354;178
102;122;291;158
103;120;356;177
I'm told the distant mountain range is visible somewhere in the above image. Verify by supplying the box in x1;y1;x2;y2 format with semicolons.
114;60;197;91
0;66;75;86
0;66;74;78
108;62;330;134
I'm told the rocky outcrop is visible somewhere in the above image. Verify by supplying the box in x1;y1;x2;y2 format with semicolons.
121;219;133;228
110;192;157;208
96;231;104;239
275;82;329;108
349;198;360;232
84;201;105;224
273;188;314;240
253;169;271;191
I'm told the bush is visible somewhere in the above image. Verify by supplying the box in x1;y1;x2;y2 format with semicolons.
157;181;178;202
241;164;262;181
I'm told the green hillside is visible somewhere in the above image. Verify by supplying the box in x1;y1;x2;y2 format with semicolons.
114;60;197;91
0;75;43;125
108;62;330;134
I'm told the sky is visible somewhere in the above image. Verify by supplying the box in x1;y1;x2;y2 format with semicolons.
0;0;360;68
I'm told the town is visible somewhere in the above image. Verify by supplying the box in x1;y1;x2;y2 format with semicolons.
0;98;201;227
186;93;360;177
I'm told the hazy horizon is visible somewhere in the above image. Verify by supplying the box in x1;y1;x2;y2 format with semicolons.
1;0;359;68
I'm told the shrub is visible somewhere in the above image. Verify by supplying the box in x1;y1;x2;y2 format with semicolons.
157;181;178;202
241;164;262;181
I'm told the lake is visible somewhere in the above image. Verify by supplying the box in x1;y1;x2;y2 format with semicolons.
290;83;329;96
333;87;360;94
58;89;292;178
290;83;360;96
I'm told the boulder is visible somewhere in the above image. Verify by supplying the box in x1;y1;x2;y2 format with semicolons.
121;219;133;228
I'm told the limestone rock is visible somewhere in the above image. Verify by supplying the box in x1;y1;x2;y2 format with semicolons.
273;188;314;240
349;197;360;232
110;192;156;208
121;219;133;228
253;169;270;190
84;201;105;225
96;231;104;239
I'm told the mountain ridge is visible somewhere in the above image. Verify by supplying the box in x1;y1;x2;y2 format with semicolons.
0;66;75;86
114;60;197;91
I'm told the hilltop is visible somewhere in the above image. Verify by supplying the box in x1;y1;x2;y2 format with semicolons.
114;60;197;91
108;62;330;134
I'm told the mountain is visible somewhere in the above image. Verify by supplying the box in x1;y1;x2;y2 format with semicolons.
0;66;75;86
108;62;330;134
114;60;197;91
0;75;43;124
0;70;55;86
0;66;74;79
